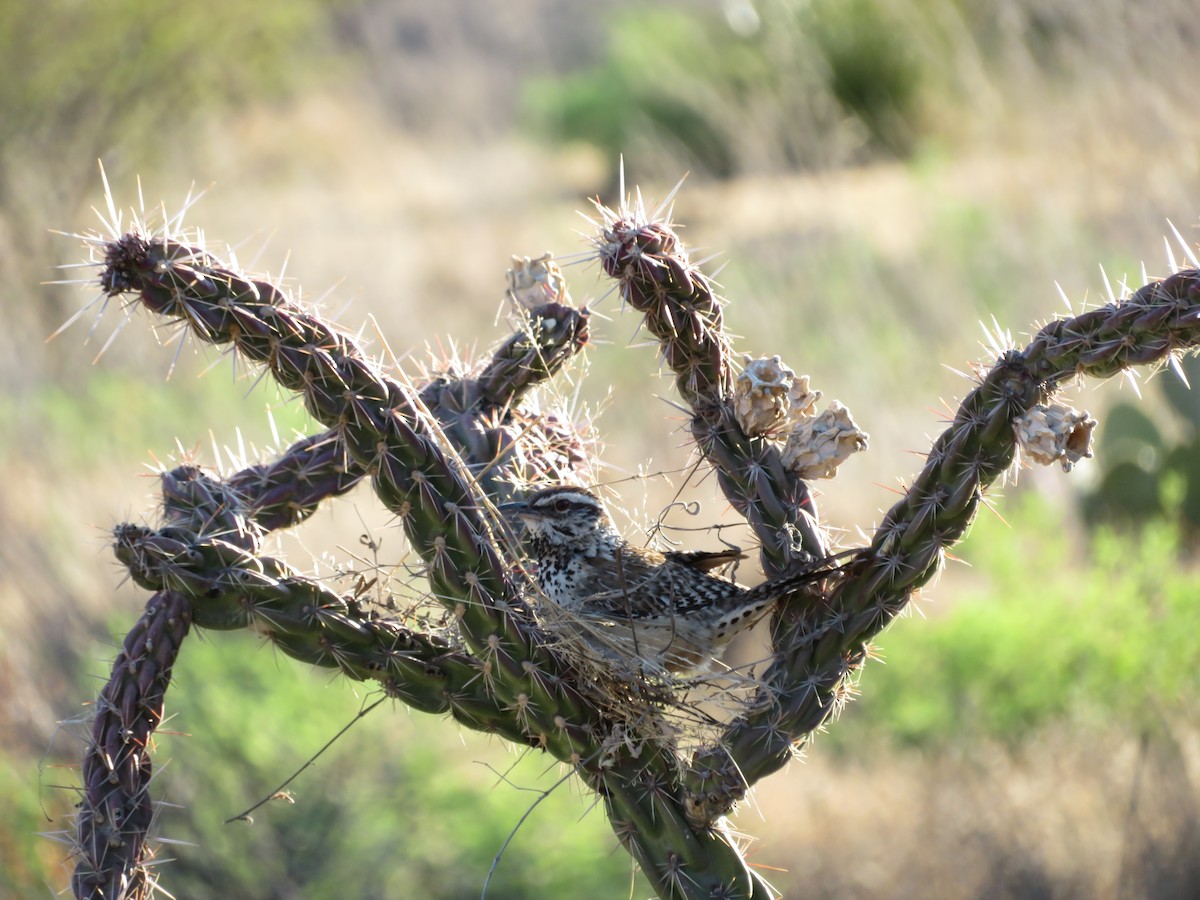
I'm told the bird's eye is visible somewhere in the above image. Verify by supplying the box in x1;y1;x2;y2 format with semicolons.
554;498;571;513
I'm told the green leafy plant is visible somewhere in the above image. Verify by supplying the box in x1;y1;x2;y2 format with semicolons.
523;2;925;181
60;181;1200;899
836;498;1200;750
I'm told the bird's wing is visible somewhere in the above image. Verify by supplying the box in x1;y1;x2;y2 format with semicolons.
577;548;729;620
662;547;745;573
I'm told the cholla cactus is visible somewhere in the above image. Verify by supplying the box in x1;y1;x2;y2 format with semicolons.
62;181;1200;900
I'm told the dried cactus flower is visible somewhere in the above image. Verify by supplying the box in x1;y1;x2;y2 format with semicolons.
507;252;568;308
733;355;822;436
1014;404;1097;471
782;400;869;478
785;372;821;424
734;355;792;434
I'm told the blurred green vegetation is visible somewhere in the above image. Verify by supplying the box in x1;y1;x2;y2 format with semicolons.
0;0;342;191
1082;355;1200;533
0;759;63;898
522;0;1189;186
807;0;923;156
0;368;316;467
833;496;1200;752
0;0;354;370
524;8;755;179
523;1;931;180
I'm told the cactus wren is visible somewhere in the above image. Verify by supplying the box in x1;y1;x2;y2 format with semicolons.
502;486;826;673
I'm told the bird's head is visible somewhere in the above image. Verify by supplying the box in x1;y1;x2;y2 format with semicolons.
501;486;614;545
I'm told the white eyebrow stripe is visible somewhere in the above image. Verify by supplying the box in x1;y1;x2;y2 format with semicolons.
529;487;603;511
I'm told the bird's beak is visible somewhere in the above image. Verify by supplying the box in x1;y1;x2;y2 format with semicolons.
498;499;533;520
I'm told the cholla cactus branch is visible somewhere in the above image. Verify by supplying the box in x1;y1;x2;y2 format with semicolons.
112;514;520;735
418;301;592;497
72;589;191;900
474;302;588;408
593;202;825;575
1026;270;1200;381
685;267;1200;822
226;428;364;531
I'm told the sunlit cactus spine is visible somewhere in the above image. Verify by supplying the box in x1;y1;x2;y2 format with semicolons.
66;182;1200;899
